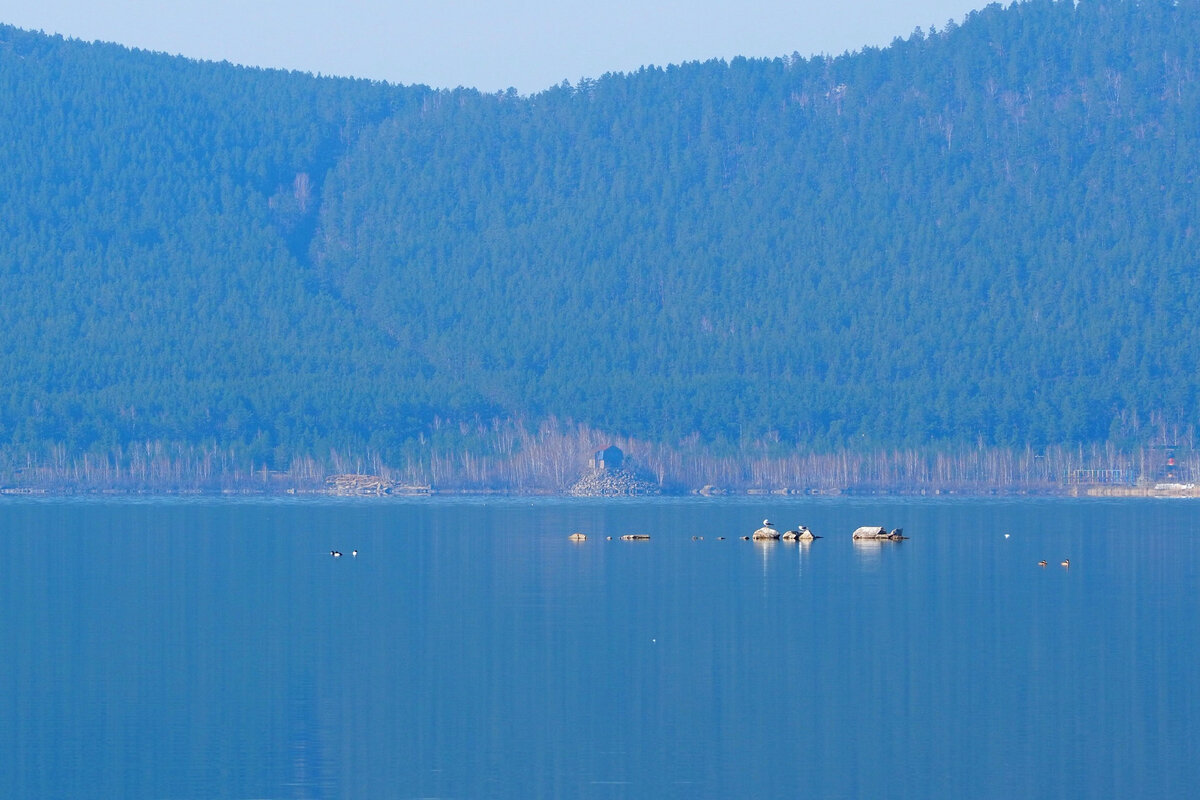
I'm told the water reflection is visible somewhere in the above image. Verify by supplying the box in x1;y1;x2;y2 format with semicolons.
852;537;907;572
754;538;776;594
791;540;814;579
3;498;1200;798
852;537;884;569
286;686;329;800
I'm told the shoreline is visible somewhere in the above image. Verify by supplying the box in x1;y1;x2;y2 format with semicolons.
3;485;1188;499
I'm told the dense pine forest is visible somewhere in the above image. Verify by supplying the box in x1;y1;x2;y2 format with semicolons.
1;0;1198;493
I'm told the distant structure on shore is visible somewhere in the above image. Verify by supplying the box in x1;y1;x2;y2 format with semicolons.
589;445;624;471
571;445;659;496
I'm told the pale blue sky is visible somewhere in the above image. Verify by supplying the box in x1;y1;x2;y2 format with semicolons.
0;1;983;93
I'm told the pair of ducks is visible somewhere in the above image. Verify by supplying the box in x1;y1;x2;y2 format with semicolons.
1038;559;1069;567
330;549;358;558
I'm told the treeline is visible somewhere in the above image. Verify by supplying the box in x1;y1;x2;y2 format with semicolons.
2;419;1192;494
0;2;1199;483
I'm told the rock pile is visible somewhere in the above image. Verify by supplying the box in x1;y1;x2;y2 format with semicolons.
568;468;661;497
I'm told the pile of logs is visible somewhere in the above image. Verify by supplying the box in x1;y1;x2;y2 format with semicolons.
324;474;430;495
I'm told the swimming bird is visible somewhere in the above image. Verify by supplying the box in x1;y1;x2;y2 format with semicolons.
331;550;342;558
1038;560;1047;567
1004;533;1011;539
352;549;358;557
1061;559;1070;568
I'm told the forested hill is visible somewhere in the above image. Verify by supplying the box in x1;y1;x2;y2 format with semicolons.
0;27;431;465
1;0;1198;484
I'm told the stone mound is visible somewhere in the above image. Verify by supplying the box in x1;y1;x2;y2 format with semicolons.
568;468;661;497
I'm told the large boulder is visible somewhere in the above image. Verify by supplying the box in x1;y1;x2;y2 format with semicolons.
852;526;906;540
752;519;781;540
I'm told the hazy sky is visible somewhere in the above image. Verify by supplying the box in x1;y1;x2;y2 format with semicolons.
0;1;983;94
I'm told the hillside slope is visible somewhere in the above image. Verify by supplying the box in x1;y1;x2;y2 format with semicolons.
0;27;435;464
0;0;1197;483
315;0;1200;450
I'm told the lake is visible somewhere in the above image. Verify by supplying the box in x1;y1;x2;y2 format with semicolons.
1;496;1197;798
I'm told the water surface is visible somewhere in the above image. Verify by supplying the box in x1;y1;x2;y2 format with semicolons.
2;496;1197;798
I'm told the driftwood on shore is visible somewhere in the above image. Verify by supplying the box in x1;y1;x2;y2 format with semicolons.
324;474;431;496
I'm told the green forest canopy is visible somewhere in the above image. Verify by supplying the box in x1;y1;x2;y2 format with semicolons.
0;0;1197;473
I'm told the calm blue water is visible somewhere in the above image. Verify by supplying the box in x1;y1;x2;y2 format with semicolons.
1;496;1197;798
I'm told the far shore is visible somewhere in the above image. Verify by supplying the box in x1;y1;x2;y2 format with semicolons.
2;484;1196;499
